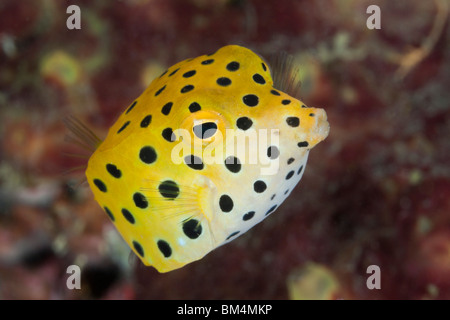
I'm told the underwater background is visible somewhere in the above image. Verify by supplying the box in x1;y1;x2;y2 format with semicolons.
0;0;449;299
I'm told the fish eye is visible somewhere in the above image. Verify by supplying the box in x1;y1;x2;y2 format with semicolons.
193;122;218;139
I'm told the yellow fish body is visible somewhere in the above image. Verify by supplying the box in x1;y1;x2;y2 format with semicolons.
84;45;329;272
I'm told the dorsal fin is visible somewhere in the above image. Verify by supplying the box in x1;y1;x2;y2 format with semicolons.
268;51;302;100
63;115;102;152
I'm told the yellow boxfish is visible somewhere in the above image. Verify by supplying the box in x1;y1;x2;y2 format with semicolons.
69;45;329;273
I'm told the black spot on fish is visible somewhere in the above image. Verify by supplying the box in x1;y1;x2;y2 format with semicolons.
140;115;152;128
157;240;172;258
133;192;148;209
236;117;253;130
226;231;240;240
253;180;267;193
106;164;122;178
182;219;202;239
217;77;232;86
267;146;279;159
122;208;135;224
243;94;259;107
285;170;295;180
201;59;214;65
184;155;204;170
126;101;137;114
252;73;265;84
161;102;173;115
243;211;255;221
159;180;180;200
139;146;157;164
265;205;277;216
117;121;130;134
181;85;194;93
219;195;234;212
104;206;115;221
183;70;196;78
133;241;144;258
162;128;175;142
270;89;280;96
93;179;107;192
168;68;179;76
286;117;300;127
193;122;217;139
227;61;240;71
155;85;166;96
189;102;201;113
224;156;241;173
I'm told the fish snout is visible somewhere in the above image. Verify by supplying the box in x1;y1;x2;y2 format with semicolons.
304;107;329;148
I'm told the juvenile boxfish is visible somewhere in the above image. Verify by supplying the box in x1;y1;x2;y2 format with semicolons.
68;45;329;272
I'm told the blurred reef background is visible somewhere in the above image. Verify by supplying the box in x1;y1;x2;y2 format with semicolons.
0;0;449;299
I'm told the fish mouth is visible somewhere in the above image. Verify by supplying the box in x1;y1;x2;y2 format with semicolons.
315;108;330;139
308;108;330;147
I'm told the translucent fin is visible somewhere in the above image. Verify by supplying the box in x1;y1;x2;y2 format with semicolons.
268;51;302;100
139;176;219;249
60;164;87;176
64;178;88;192
139;180;204;221
128;251;143;270
62;115;102;153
